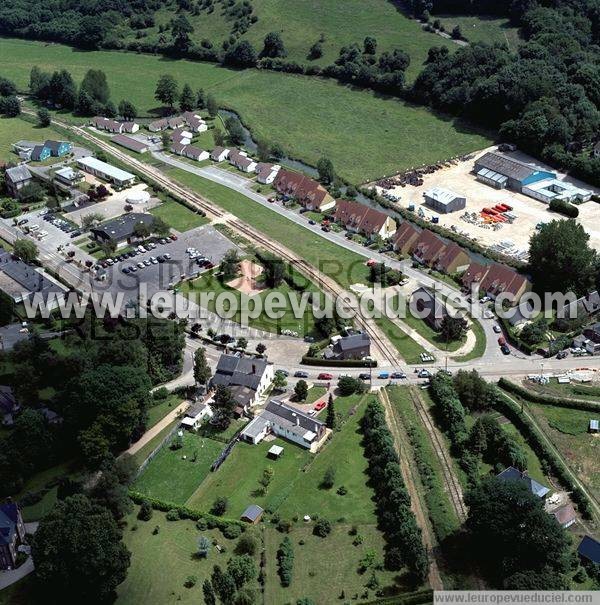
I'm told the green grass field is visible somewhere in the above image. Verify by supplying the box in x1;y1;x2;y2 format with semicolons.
0;38;492;183
147;394;183;429
181;265;322;337
0;115;60;162
263;524;413;604
435;15;521;49
526;402;599;502
132;432;224;503
117;508;260;605
149;198;209;232
186;438;312;516
277;394;378;524
123;0;452;81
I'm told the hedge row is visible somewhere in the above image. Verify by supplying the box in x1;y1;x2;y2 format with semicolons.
363;590;433;605
498;378;600;412
549;198;579;218
493;394;594;519
301;355;377;368
128;491;245;529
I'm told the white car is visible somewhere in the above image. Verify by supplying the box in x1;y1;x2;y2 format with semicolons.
493;325;502;333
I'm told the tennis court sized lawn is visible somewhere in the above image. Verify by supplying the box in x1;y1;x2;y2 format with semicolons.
149;198;209;232
132;431;224;504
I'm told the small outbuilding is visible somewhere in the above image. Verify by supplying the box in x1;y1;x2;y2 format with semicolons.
267;444;284;459
589;419;599;433
578;535;600;565
240;504;264;524
423;187;466;214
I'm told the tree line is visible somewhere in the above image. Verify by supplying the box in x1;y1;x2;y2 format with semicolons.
360;399;429;584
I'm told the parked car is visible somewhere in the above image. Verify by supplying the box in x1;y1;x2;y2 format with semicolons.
378;371;390;379
317;372;333;380
294;371;309;378
501;344;511;355
497;336;506;346
418;369;431;379
314;401;326;411
493;325;502;333
358;373;371;380
277;369;290;377
391;371;406;379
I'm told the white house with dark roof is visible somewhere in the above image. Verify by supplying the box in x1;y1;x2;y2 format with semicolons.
496;466;550;499
210;147;230;162
255;162;281;184
180;400;213;430
229;149;257;173
240;399;326;450
183;146;210;162
210;353;274;412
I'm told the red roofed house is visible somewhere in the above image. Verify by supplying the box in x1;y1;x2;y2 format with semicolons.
435;242;470;275
412;230;447;267
461;262;489;291
274;169;335;211
462;262;531;303
479;263;531;303
334;200;396;239
392;222;420;255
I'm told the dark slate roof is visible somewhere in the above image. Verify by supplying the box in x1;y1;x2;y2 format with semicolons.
186;401;210;418
0;248;65;298
578;535;600;564
240;504;263;522
5;165;32;185
91;213;154;242
561;290;600;320
44;140;69;153
31;145;48;161
212;354;269;392
496;466;550;498
264;400;325;434
336;333;371;352
0;386;16;414
0;503;19;546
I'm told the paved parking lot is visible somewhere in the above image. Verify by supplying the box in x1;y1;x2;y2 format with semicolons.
95;224;240;300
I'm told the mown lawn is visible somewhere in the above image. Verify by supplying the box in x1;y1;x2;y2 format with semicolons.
0;115;59;163
116;508;261;605
186;438;312;516
149;198;208;232
304;386;327;405
132;431;224;504
0;38;492;183
375;314;429;364
277;393;377;524
147;394;183;429
263;524;415;604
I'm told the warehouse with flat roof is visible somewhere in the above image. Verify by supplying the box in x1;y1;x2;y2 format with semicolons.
76;156;135;188
474;152;555;192
423;187;466;214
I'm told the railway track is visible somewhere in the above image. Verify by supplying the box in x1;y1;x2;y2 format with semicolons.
379;387;443;591
408;387;468;522
34;111;409;366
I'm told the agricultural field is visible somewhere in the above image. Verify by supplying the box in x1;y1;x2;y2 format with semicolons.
116;508;261;605
132;431;224;503
0;38;491;184
122;0;455;80
526;403;600;502
0;116;59;163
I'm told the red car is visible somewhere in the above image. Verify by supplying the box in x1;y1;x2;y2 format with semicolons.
366;259;377;267
497;336;506;346
318;372;333;380
314;401;326;411
170;234;178;241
